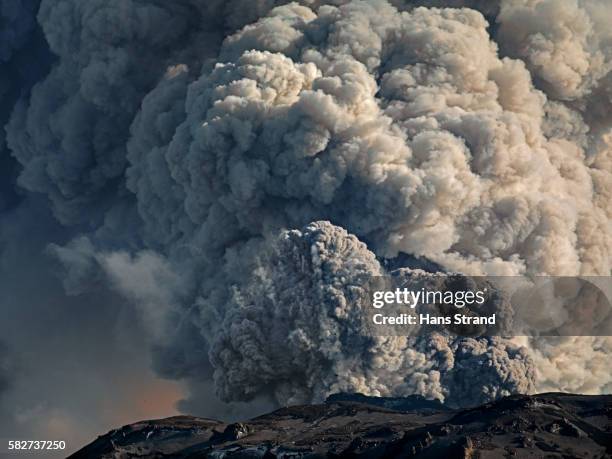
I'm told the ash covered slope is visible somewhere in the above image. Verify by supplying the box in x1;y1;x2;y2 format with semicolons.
71;393;611;458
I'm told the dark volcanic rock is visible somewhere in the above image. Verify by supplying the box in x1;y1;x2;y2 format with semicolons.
325;393;451;414
70;393;612;458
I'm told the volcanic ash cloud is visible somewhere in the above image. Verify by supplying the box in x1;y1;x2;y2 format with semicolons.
209;220;535;407
5;0;612;409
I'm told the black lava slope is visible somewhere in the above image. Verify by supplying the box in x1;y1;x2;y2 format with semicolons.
71;393;612;458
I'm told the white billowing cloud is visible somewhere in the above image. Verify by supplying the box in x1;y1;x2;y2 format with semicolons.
494;0;612;170
527;336;612;395
99;251;184;342
496;0;612;102
127;0;608;278
50;238;183;343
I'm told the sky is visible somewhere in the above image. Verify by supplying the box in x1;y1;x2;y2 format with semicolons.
0;199;185;456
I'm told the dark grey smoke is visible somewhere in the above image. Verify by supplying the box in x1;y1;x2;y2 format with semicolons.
209;221;534;407
0;0;52;211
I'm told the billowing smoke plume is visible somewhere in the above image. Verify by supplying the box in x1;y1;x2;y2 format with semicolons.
123;0;610;276
210;221;534;407
2;0;611;415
